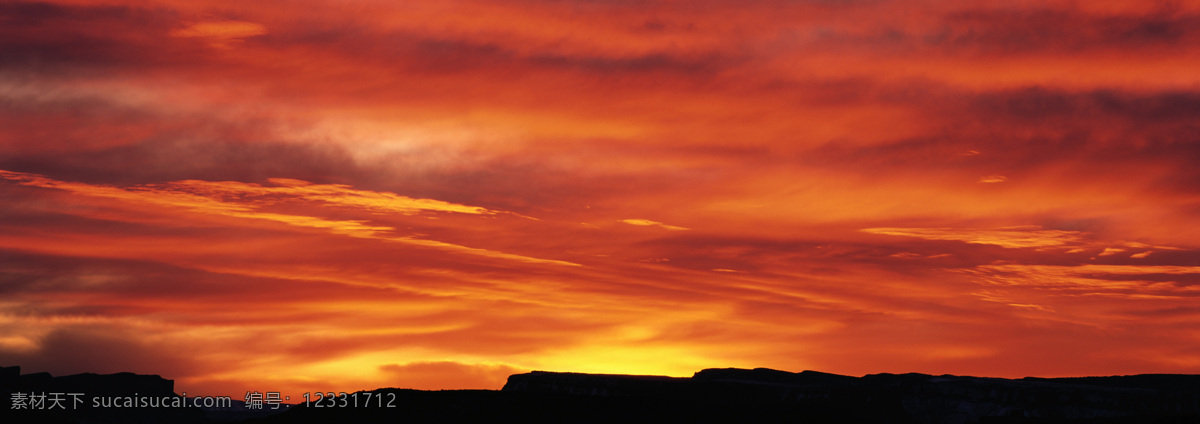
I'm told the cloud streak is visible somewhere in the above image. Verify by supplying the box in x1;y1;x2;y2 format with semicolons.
619;218;689;231
0;170;575;266
862;227;1088;249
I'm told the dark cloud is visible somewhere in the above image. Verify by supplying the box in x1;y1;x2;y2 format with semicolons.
256;22;736;81
0;327;198;378
1076;271;1200;286
0;90;181;153
0;249;424;313
933;9;1200;54
1119;306;1200;318
1;138;361;186
527;51;736;76
785;86;1200;184
967;88;1200;125
0;2;202;73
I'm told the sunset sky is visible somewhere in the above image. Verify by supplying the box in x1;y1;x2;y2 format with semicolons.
3;0;1200;399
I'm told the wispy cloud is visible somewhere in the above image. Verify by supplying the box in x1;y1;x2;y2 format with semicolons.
861;226;1086;248
619;218;689;231
169;20;267;48
0;170;574;266
960;264;1200;300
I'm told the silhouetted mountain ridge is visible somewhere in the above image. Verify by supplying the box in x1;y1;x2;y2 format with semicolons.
251;367;1200;423
1;365;207;424
6;365;1200;423
693;367;859;385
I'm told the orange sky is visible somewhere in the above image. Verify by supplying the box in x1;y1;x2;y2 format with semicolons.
3;0;1200;400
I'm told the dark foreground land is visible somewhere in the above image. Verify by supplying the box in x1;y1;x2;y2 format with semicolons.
4;365;1200;423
